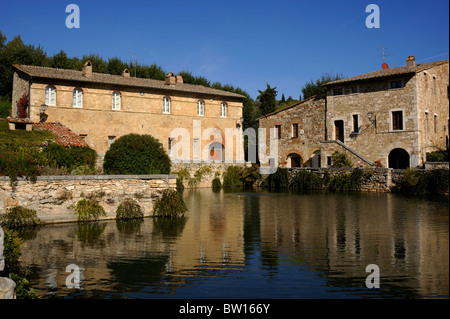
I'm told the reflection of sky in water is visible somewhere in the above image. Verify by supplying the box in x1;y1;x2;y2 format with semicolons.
19;190;449;299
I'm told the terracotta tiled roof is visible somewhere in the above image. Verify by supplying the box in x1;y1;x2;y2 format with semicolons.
12;64;246;99
256;94;324;121
33;122;88;148
325;60;448;86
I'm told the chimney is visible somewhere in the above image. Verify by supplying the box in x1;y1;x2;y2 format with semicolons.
122;69;130;77
82;61;93;77
176;75;183;84
406;56;416;67
165;72;176;85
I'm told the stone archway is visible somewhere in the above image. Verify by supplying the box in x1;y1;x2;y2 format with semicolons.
287;153;303;168
388;148;410;169
209;142;224;161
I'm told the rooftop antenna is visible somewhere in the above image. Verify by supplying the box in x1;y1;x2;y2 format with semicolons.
126;51;139;78
377;45;391;69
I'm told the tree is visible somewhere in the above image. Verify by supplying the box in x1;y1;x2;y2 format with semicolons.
103;134;171;175
301;72;344;99
107;57;129;75
51;50;71;69
280;93;286;104
257;83;278;116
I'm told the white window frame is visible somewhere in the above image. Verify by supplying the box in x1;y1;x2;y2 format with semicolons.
163;96;171;114
220;102;227;118
108;136;116;149
73;88;83;108
112;92;121;110
45;86;56;106
197;100;205;116
168;137;174;156
390;108;405;132
193;138;200;159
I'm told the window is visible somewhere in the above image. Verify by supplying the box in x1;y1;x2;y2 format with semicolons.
333;88;343;96
45;86;56;106
433;76;437;95
73;88;83;108
193;138;199;159
327;156;332;166
292;123;299;138
390;80;403;89
112;92;121;110
220;102;227;117
168;138;174;156
197;100;205;116
351;86;359;94
434;114;438;134
352;114;359;133
275;125;282;139
163;96;171;114
79;134;87;140
392;110;404;131
108;136;116;149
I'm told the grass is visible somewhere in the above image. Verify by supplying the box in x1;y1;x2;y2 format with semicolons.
0;98;11;118
0;118;55;147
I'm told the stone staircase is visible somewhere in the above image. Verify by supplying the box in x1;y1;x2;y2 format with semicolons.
321;140;377;167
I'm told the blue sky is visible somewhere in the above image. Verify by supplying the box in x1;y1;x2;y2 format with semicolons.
0;0;448;99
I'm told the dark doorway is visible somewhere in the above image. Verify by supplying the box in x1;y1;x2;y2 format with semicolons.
335;120;344;143
388;148;410;169
287;153;303;168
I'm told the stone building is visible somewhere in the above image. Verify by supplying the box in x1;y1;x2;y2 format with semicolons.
323;56;449;168
10;61;246;164
258;56;449;169
257;95;326;168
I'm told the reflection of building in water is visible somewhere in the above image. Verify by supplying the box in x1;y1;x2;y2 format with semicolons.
257;193;448;297
18;190;448;298
19;190;246;297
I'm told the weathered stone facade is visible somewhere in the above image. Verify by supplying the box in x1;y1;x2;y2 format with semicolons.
258;57;449;170
258;95;326;168
11;63;246;163
0;175;177;224
323;57;449;169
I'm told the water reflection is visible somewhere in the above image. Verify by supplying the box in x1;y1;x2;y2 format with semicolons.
19;190;449;299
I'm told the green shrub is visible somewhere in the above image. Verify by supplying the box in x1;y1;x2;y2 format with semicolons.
212;177;222;191
240;164;260;188
103;134;171;175
176;177;184;192
39;143;97;171
0;148;41;185
72;198;106;222
400;168;449;195
261;168;289;190
153;189;187;218
331;151;353;168
116;198;144;220
327;169;363;192
290;170;323;191
0;97;11;118
0;206;40;229
188;166;211;188
2;227;39;299
70;165;96;175
426;150;449;162
222;166;243;190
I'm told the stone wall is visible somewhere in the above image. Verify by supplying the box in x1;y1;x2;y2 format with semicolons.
171;161;248;188
258;95;326;168
0;175;177;224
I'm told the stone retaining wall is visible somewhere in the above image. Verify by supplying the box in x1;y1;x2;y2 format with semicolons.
0;175;177;224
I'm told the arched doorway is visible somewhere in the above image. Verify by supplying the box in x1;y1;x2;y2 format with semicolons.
287;153;303;168
209;142;224;161
388;148;410;169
